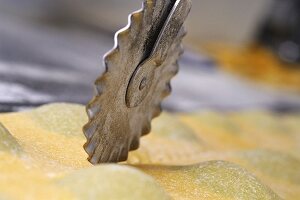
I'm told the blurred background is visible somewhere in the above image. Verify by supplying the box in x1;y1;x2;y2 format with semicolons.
0;0;300;113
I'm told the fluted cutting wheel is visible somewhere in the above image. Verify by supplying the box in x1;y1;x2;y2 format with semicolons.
83;0;192;164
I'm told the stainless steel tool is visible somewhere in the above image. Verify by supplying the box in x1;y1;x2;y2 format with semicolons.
83;0;192;164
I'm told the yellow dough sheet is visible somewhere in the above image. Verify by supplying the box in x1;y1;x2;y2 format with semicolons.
0;103;299;199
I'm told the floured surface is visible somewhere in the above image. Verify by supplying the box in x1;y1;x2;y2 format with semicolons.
0;103;299;199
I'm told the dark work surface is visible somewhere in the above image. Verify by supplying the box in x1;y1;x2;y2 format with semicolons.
1;16;300;113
